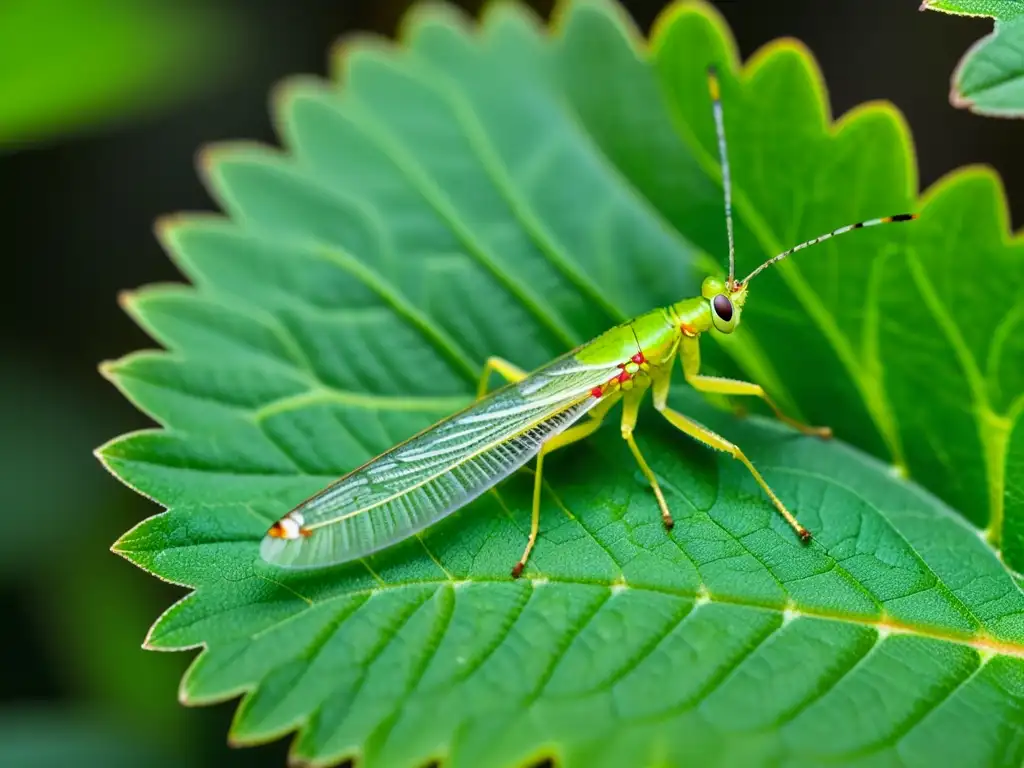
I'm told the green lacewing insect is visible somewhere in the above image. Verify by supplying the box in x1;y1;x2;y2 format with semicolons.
261;66;918;576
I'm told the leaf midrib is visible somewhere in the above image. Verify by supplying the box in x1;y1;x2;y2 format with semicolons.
215;575;1024;661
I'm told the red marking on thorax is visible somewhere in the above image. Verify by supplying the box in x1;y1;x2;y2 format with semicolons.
593;352;652;399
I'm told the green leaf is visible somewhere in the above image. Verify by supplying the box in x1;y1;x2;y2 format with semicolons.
648;5;1024;570
0;0;238;147
952;16;1024;116
99;1;1024;765
922;0;1024;18
922;0;1024;117
0;363;113;574
0;707;182;768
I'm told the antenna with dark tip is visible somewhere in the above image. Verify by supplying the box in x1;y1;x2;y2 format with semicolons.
742;214;919;284
707;65;736;284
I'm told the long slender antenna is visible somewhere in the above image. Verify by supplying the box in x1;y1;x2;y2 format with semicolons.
707;66;736;284
742;214;919;284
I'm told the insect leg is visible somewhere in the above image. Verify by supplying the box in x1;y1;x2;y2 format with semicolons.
477;356;528;399
678;337;829;438
654;400;811;542
510;415;609;578
620;389;674;530
686;374;831;438
511;450;546;580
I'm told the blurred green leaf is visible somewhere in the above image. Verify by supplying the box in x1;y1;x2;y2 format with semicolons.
0;0;238;147
99;0;1024;765
923;0;1024;116
0;365;190;749
0;707;181;768
41;542;189;743
0;365;114;573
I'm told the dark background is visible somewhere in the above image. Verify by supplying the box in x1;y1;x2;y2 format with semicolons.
1;1;1017;766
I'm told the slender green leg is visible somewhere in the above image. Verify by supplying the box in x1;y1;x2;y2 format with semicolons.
652;370;810;541
511;393;622;578
619;388;674;529
483;356;628;577
687;374;832;439
477;356;528;399
678;336;829;438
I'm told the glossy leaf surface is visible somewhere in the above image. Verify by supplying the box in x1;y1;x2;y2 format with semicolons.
99;1;1024;765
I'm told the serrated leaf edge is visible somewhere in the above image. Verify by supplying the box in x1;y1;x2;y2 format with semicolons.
94;0;1024;764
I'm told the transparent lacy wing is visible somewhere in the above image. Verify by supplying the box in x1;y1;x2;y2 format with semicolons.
259;351;625;569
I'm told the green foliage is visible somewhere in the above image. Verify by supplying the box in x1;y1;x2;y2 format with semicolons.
1;365;111;572
922;0;1024;17
922;0;1024;117
0;0;237;147
98;0;1024;765
0;708;181;768
953;16;1024;117
0;363;189;749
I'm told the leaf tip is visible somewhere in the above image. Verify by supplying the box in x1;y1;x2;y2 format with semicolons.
93;437;119;467
196;142;245;183
479;0;545;32
269;74;332;143
195;144;221;179
328;29;397;87
117;289;142;316
195;140;280;195
109;508;156;557
177;684;195;707
109;532;135;559
744;36;828;119
650;0;741;77
97;359;122;382
950;83;975;110
95;454;143;512
153;213;189;250
395;0;475;43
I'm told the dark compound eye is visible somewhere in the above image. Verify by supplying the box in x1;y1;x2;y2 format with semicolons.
712;293;733;322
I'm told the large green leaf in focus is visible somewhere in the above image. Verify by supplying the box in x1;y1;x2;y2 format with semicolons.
98;1;1024;766
922;0;1024;117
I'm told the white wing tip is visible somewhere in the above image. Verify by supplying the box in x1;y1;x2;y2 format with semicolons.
259;534;291;565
